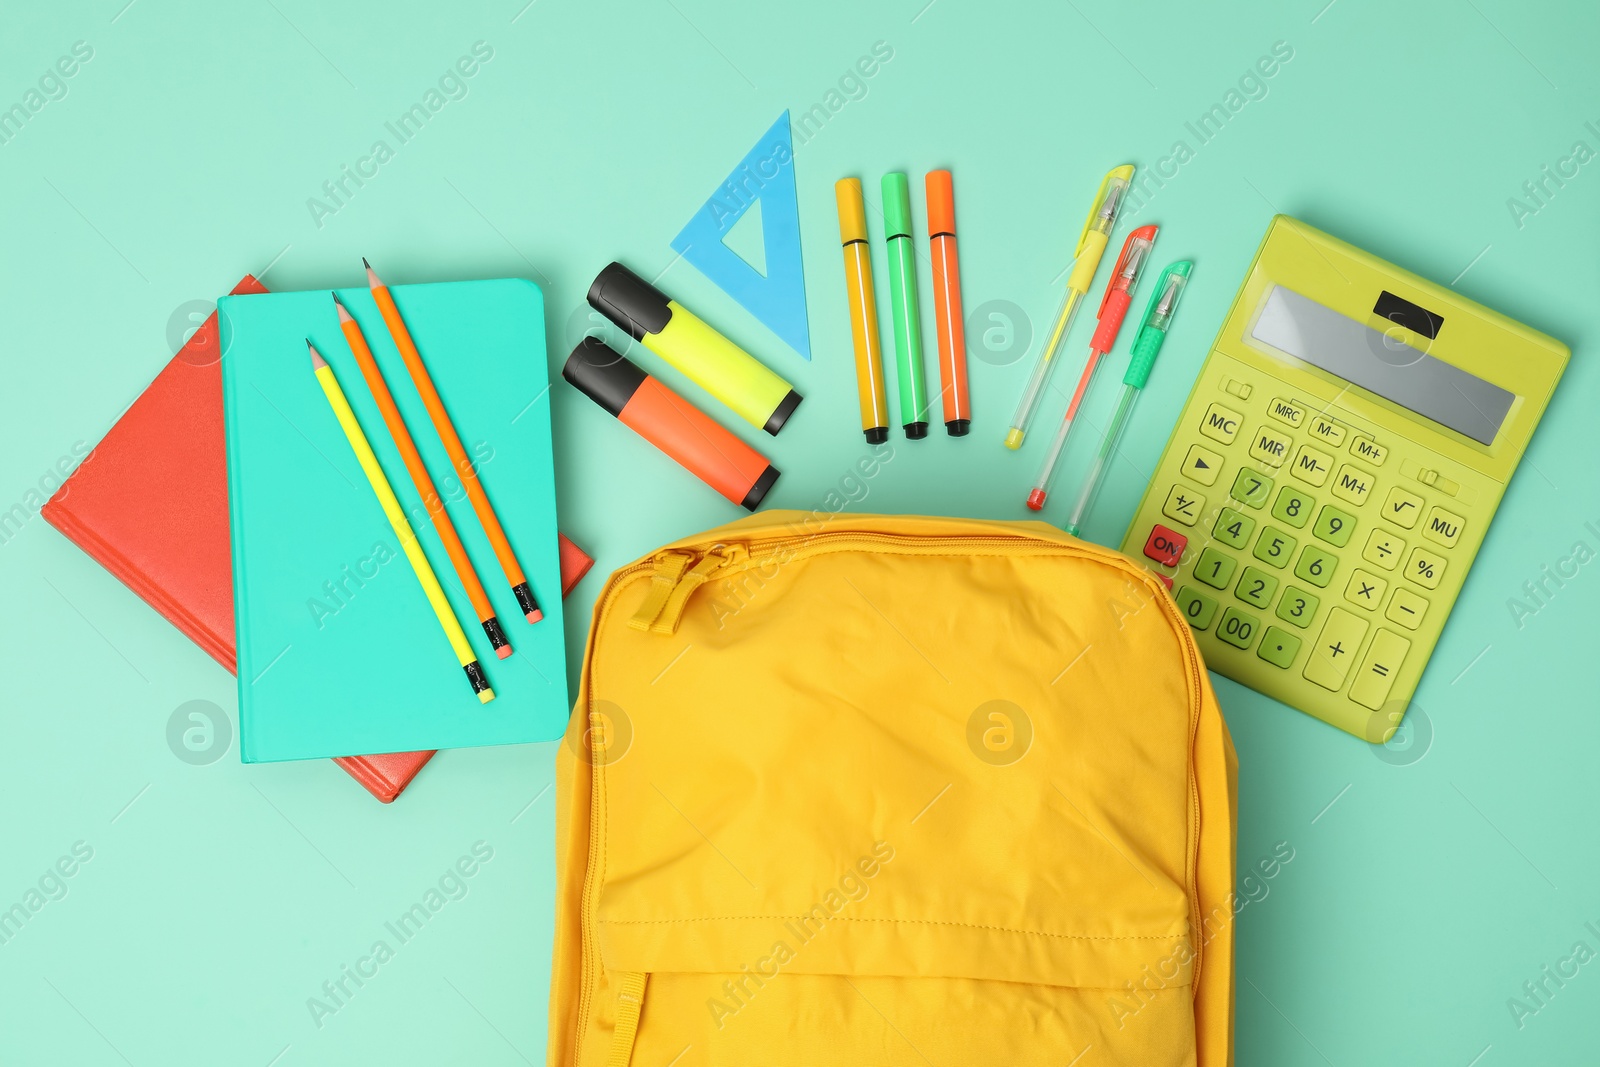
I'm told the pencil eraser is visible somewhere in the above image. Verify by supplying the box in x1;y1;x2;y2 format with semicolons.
478;688;495;704
496;644;513;660
526;609;543;624
1026;489;1047;511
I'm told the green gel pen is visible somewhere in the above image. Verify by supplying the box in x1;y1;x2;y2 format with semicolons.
1064;260;1193;537
881;173;930;438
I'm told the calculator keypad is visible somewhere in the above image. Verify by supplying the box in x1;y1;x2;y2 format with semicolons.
1361;529;1405;571
1236;566;1278;609
1312;504;1355;547
1293;545;1337;588
1344;569;1387;611
1162;485;1205;527
1382;487;1423;528
1142;524;1187;567
1349;629;1411;710
1126;356;1486;735
1304;608;1367;692
1200;403;1243;444
1252;527;1296;568
1331;463;1374;505
1181;444;1223;485
1231;469;1272;509
1213;508;1255;549
1289;444;1333;486
1248;427;1292;468
1275;587;1319;627
1272;487;1314;528
1422;506;1464;548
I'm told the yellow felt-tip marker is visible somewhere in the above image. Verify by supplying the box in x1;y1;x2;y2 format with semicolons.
1005;164;1135;449
587;263;802;435
308;341;494;704
834;177;890;443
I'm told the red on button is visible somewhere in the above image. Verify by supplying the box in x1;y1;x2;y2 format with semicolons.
1143;524;1187;567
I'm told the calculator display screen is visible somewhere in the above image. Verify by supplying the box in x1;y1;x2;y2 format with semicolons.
1249;286;1515;445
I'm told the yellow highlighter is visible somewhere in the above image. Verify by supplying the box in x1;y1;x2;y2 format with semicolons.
834;177;889;443
1005;164;1135;449
587;263;802;435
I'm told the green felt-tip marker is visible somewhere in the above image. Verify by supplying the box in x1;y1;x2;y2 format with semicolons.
1065;260;1193;536
881;173;930;439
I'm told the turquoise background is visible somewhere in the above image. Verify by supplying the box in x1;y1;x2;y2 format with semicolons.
1;1;1596;1064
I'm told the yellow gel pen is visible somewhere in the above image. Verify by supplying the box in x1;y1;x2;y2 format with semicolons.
1005;165;1134;449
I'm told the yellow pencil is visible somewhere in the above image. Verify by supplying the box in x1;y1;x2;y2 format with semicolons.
308;340;494;704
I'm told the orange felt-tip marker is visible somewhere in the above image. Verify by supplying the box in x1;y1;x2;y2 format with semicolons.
834;178;890;444
364;258;542;624
333;295;511;659
926;169;971;436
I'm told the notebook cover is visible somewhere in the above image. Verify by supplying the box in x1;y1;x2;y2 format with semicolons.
44;277;593;797
221;279;567;762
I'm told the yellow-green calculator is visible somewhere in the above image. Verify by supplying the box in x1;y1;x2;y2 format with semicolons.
1120;217;1568;741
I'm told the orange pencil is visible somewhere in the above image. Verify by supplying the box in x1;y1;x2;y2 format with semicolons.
333;295;511;659
363;259;542;624
926;170;971;436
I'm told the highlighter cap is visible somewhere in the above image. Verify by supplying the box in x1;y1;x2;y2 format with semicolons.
588;262;672;341
925;169;955;236
881;173;913;239
563;337;647;418
835;178;868;244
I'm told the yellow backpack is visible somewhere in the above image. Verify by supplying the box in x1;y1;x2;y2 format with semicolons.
550;511;1236;1066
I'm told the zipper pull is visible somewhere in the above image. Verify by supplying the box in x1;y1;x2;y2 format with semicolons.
652;544;746;635
628;551;693;631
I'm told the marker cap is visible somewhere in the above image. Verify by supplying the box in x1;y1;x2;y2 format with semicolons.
562;336;646;417
834;178;868;244
587;262;672;341
881;173;913;239
925;169;955;236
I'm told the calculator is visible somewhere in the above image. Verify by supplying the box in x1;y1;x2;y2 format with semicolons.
1119;217;1568;741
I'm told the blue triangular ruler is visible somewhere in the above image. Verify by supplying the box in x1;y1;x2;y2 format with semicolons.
671;111;811;360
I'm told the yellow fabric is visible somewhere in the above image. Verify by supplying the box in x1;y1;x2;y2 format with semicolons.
606;972;646;1067
551;512;1236;1066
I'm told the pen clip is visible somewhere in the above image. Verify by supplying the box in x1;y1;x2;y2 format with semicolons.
1098;224;1159;318
1074;165;1135;258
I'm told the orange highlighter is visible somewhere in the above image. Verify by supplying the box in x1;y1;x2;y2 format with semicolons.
834;178;889;443
926;169;970;436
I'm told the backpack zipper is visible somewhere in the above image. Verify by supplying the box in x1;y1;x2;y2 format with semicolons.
632;532;1064;634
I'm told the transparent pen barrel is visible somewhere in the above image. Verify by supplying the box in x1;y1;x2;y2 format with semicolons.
1008;288;1082;441
1066;385;1137;533
1029;407;1076;496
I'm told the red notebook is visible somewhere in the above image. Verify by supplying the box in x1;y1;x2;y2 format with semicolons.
43;276;594;802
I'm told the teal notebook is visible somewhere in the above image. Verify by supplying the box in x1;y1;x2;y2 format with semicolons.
219;279;567;762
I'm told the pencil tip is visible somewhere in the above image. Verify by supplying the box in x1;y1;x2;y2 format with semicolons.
332;295;352;322
362;257;383;288
306;340;328;369
361;256;371;269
